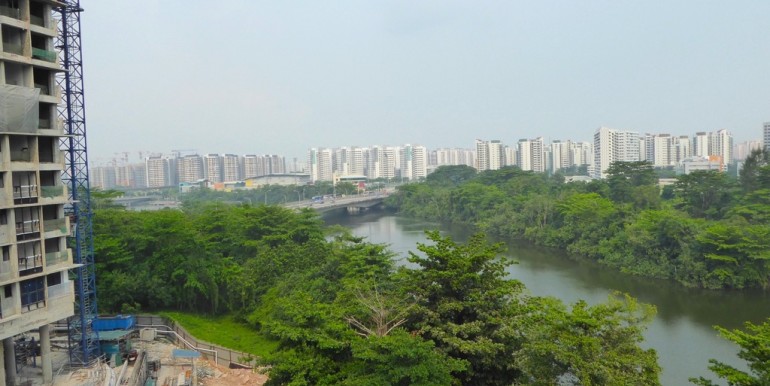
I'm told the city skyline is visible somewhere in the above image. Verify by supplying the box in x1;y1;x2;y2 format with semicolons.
82;2;770;162
91;126;762;190
90;123;762;167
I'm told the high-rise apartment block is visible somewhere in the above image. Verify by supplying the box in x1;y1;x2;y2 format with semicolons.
145;156;177;188
641;134;691;167
177;154;204;183
1;0;78;381
203;154;223;183
691;130;732;165
593;127;641;178
432;148;475;168
549;140;571;173
308;148;333;182
764;122;770;152
692;132;709;157
709;129;733;165
222;154;241;182
517;137;545;172
733;141;763;161
399;144;427;181
304;144;432;182
475;139;505;171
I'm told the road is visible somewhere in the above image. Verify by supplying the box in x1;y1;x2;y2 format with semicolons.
282;191;389;211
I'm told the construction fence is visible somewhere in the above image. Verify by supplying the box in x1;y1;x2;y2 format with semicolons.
133;314;256;369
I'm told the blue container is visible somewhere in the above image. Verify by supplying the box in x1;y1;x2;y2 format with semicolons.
94;315;135;331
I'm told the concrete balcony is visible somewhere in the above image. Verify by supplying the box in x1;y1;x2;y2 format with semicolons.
0;5;21;20
0;286;18;321
0;224;13;245
40;185;66;203
18;254;43;274
1;42;23;56
0;285;74;338
0;260;11;283
10;149;33;162
38;84;62;105
31;47;57;63
47;281;73;301
43;217;68;237
15;219;40;238
13;185;38;200
0;190;9;207
39;150;67;170
44;249;70;268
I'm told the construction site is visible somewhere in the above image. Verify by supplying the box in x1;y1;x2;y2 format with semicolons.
8;315;268;386
0;1;246;385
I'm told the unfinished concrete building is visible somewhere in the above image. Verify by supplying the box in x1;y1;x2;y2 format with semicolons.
0;0;77;384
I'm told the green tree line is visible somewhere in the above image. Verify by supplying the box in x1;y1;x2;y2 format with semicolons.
386;149;770;290
93;201;661;385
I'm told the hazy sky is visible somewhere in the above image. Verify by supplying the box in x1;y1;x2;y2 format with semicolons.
82;1;770;163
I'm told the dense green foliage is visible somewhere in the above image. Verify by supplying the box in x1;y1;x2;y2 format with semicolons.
691;318;770;385
386;154;770;289
93;201;661;385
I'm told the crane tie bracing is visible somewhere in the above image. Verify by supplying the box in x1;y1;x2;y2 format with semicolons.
55;0;100;365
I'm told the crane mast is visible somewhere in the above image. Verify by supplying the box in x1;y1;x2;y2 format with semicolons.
55;0;100;365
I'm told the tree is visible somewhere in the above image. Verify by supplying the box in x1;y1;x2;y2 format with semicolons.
606;161;659;208
425;165;477;187
91;188;126;210
739;148;770;193
691;319;770;385
402;231;523;385
555;193;619;258
342;329;465;386
674;170;735;219
518;294;660;385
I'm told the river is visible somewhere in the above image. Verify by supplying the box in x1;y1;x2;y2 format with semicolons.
326;212;770;386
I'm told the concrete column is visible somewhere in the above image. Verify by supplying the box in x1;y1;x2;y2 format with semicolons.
0;341;6;386
39;325;52;383
3;337;15;386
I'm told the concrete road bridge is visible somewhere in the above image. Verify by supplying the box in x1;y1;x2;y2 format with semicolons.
283;193;388;214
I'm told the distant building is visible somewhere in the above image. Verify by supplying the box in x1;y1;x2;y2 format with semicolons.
222;154;241;182
245;174;312;187
433;148;475;168
593;127;641;178
398;144;428;180
308;148;334;182
92;165;118;189
177;154;204;183
145;156;177;188
203;154;223;183
475;139;505;171
763;122;770;152
689;129;733;168
680;156;724;174
734;140;763;161
517;137;545;173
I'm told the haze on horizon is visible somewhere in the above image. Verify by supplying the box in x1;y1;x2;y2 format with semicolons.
83;1;770;163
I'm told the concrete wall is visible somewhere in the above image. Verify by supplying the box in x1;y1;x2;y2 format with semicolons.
134;315;257;369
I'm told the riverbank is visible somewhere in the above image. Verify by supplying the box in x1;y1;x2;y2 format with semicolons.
388;165;770;290
326;212;770;385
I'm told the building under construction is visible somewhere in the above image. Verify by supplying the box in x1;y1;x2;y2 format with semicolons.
0;0;80;384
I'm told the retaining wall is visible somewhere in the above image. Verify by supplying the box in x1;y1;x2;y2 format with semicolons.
134;314;256;369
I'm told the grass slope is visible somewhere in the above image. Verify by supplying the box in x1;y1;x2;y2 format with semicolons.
160;312;278;357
